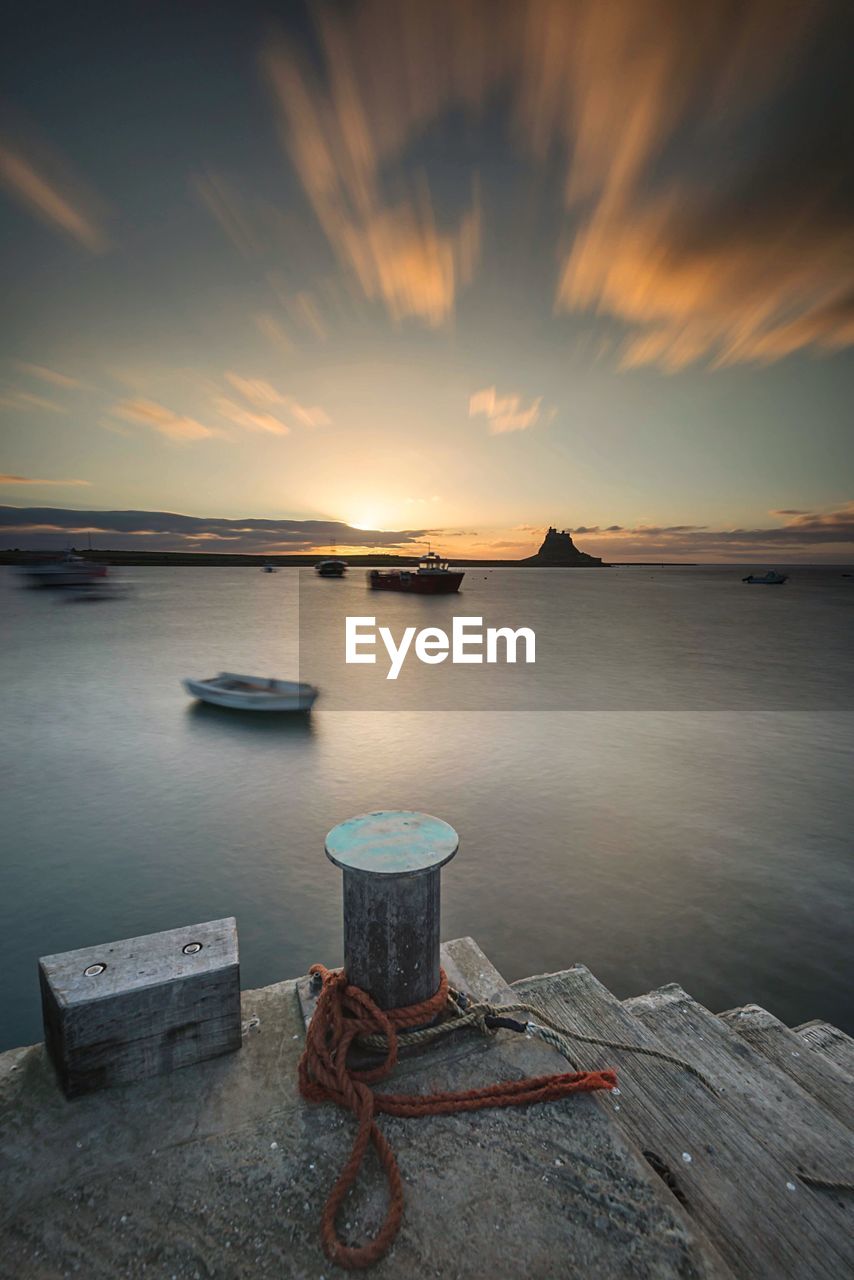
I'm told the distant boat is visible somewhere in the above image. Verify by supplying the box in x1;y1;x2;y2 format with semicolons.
368;551;464;594
17;551;108;589
316;558;348;578
183;673;319;712
261;562;277;573
742;570;788;585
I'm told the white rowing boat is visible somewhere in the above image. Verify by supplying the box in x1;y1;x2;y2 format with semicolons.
182;672;319;712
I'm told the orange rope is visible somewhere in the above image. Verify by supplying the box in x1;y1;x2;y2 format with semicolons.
298;964;617;1270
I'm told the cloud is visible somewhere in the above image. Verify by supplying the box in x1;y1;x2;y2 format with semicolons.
224;373;287;406
258;0;852;367
255;312;295;355
543;0;854;369
287;400;331;428
568;503;854;558
0;505;429;553
14;363;83;389
0;474;89;487
213;397;290;435
110;399;219;442
222;373;331;428
192;172;263;258
0;141;108;252
469;387;546;434
0;388;66;413
263;26;481;326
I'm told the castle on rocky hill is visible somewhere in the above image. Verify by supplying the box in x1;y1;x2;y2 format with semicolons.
522;526;604;566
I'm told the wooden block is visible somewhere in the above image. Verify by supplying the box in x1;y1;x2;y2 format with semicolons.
39;918;241;1098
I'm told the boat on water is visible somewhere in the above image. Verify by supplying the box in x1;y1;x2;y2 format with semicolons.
261;562;277;573
316;558;348;578
368;551;464;594
17;552;109;589
742;570;788;585
182;672;319;712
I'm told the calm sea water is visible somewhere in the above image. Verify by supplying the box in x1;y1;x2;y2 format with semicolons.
1;564;853;1051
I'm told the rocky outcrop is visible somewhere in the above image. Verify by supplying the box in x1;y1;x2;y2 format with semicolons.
522;526;604;566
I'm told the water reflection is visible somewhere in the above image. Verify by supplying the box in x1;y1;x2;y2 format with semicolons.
184;700;317;739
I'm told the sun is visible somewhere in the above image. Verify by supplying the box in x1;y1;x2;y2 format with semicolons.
349;509;382;531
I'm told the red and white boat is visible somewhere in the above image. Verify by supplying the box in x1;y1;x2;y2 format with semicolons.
368;551;464;594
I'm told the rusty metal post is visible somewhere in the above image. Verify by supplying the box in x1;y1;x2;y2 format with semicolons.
325;810;458;1009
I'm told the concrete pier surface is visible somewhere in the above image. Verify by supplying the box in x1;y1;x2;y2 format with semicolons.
1;937;852;1279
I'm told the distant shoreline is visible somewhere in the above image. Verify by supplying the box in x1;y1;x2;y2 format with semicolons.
0;549;700;568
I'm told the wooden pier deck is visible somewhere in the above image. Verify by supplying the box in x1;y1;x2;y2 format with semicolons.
1;938;851;1278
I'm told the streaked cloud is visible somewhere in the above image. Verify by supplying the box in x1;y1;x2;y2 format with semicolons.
259;1;851;367
224;373;287;407
469;387;547;434
0;388;67;413
0;505;428;553
192;171;262;258
213;397;290;435
541;0;852;369
255;312;295;355
220;376;330;430
14;363;83;389
286;400;331;428
0;474;90;487
110;399;220;442
263;25;481;327
568;503;854;557
0;141;108;252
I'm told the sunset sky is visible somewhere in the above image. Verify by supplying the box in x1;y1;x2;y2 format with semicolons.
1;0;853;560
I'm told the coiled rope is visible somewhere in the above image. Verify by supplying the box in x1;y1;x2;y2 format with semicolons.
298;964;617;1269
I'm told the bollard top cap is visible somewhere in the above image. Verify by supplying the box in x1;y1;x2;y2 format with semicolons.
325;810;458;876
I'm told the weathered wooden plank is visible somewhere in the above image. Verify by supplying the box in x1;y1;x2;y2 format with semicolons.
39;918;241;1098
718;1004;853;1131
514;965;852;1279
623;984;854;1246
791;1020;854;1077
301;939;731;1277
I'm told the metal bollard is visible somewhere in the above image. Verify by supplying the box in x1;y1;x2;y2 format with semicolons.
325;810;458;1009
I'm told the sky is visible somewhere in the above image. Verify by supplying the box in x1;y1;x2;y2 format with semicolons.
1;0;853;561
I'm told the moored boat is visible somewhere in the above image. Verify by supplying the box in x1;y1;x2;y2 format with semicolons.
742;570;788;585
368;551;464;594
316;558;348;578
182;672;319;711
17;552;109;589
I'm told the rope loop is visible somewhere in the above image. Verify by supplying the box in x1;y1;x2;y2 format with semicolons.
298;965;616;1269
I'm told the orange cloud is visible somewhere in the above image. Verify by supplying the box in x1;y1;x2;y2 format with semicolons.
14;363;83;389
224;373;287;406
263;25;481;327
263;0;847;367
213;397;290;435
0;142;108;252
111;399;219;442
539;0;847;369
255;312;295;355
469;387;547;434
0;388;66;413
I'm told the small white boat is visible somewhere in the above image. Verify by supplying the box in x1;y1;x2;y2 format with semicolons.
183;672;319;712
742;570;788;585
